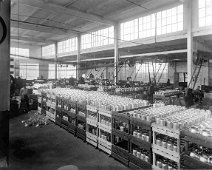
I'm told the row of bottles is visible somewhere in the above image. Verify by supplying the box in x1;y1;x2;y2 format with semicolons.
100;115;111;127
189;143;212;164
132;144;150;163
155;154;178;170
155;133;185;153
132;125;150;142
114;120;129;133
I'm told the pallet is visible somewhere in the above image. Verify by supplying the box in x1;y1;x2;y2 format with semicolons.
128;153;152;169
98;143;112;155
129;162;141;170
111;152;129;166
68;123;76;135
112;145;129;160
76;129;86;141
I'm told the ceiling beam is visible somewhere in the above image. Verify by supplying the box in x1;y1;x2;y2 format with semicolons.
19;0;114;25
11;20;79;35
11;35;55;44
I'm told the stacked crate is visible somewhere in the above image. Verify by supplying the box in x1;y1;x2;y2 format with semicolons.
86;105;98;147
45;93;56;122
129;113;152;169
41;92;47;115
152;123;183;170
112;111;130;166
98;109;112;155
181;127;212;169
28;94;38;110
55;96;63;126
76;102;87;141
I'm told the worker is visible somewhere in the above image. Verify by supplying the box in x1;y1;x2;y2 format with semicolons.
125;77;131;88
10;75;16;98
148;81;155;104
184;88;194;108
194;86;204;103
19;84;29;112
167;79;171;86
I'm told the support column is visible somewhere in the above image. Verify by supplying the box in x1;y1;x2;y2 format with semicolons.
0;0;10;167
114;23;119;84
55;43;57;80
76;34;81;81
186;0;193;88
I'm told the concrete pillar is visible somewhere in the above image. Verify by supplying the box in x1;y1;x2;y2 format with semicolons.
55;43;57;80
114;24;119;84
186;0;193;88
76;34;81;81
0;0;10;166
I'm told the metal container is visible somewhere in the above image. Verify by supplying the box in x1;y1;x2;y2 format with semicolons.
156;139;162;146
137;132;141;138
167;142;173;151
168;165;173;170
162;163;168;170
167;121;173;129
133;131;137;136
173;145;178;152
144;155;149;162
145;135;149;142
162;140;167;148
136;151;141;158
133;150;137;156
140;153;144;160
156;161;162;168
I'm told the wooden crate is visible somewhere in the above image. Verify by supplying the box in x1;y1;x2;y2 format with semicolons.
86;117;98;127
128;153;152;169
86;132;98;147
129;161;141;170
129;135;151;151
98;143;111;155
152;147;181;170
98;123;111;133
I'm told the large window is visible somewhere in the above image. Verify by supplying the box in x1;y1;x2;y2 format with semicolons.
42;44;55;57
81;26;114;50
48;64;55;79
120;5;183;41
19;63;39;80
156;5;183;35
121;19;138;41
135;63;168;83
58;37;78;54
57;64;76;79
10;47;29;57
139;14;155;38
199;0;212;27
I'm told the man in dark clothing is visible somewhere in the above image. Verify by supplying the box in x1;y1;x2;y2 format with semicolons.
184;88;194;108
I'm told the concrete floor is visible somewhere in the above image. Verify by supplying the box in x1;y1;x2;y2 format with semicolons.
9;114;130;170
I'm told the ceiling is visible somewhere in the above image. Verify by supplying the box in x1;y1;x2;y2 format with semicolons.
11;0;180;46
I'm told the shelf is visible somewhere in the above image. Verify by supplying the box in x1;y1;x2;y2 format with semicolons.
128;153;152;169
152;144;180;160
87;105;97;113
86;132;98;142
111;152;129;166
86;118;98;127
152;124;180;139
182;154;212;169
182;129;212;148
129;135;151;151
129;117;152;130
98;137;112;149
98;123;112;133
99;109;112;118
98;144;111;155
152;147;180;163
